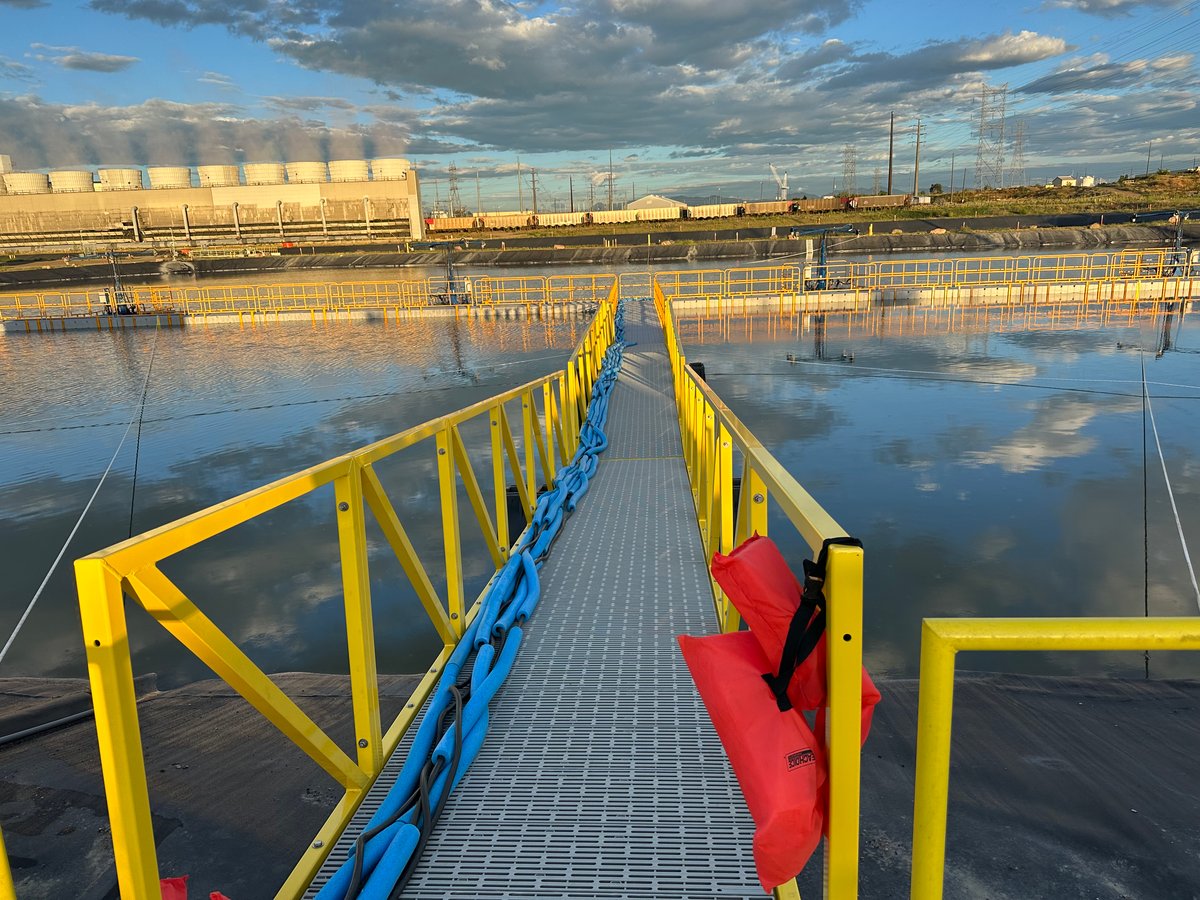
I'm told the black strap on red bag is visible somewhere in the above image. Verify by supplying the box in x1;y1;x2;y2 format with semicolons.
762;536;863;712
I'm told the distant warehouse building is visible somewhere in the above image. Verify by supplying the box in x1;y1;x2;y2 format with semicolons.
0;156;425;249
627;194;686;211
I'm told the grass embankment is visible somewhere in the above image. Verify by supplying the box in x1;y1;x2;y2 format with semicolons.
466;171;1200;242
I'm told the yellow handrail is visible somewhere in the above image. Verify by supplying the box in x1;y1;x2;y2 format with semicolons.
910;617;1200;900
74;283;619;899
654;282;866;900
0;274;617;321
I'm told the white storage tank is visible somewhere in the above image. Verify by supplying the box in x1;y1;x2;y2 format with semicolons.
197;164;240;187
50;170;95;193
244;162;286;185
99;168;144;191
371;158;411;180
148;166;193;189
286;161;327;183
329;159;370;182
3;172;51;194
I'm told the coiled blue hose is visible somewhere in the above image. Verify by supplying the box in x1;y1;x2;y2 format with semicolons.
317;302;627;900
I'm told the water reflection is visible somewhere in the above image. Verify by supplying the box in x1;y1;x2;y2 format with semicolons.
684;301;1200;679
0;314;584;685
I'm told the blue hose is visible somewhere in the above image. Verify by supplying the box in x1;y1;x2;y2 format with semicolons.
319;302;626;900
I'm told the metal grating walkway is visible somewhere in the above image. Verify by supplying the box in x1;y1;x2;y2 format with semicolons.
313;299;759;898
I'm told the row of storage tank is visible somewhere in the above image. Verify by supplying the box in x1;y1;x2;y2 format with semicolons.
0;158;412;195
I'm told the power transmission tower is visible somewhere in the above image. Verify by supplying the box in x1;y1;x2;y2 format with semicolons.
1008;119;1027;188
975;83;1008;189
842;145;857;195
872;166;881;195
447;163;463;216
912;119;925;196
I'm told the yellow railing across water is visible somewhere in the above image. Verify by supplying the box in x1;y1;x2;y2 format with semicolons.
73;283;618;899
0;273;617;321
654;249;1196;310
654;281;866;900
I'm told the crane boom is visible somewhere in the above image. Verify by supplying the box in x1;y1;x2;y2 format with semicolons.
768;163;788;201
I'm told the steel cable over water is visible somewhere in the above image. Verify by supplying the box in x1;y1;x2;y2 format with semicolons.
316;302;627;900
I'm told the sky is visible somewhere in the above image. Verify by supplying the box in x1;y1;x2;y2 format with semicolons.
0;0;1197;209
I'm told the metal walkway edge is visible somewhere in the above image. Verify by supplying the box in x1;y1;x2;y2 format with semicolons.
313;299;760;897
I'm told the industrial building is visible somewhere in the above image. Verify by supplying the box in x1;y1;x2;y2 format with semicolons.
626;194;686;211
0;156;424;250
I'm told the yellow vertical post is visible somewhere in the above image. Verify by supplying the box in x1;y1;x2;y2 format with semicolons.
334;465;383;773
0;825;16;900
491;406;508;550
74;558;161;900
717;423;737;632
522;392;537;510
436;427;465;635
702;407;716;542
542;382;558;484
823;542;865;900
909;625;958;900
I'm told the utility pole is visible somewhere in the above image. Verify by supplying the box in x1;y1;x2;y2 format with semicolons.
912;118;924;197
949;151;955;202
887;111;895;194
531;168;538;215
475;172;481;214
569;175;574;213
1146;141;1153;176
516;157;523;211
604;150;614;211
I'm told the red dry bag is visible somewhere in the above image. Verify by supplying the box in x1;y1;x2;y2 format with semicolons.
677;630;825;892
711;534;880;745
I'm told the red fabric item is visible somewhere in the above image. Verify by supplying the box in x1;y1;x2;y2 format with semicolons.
211;893;232;900
159;876;188;900
711;534;880;744
678;630;825;892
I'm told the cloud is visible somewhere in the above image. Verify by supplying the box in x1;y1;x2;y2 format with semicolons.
0;94;437;168
1018;52;1194;93
820;31;1070;92
46;0;1196;179
0;0;46;7
198;70;239;89
30;43;140;73
1042;0;1185;17
263;95;357;113
0;56;35;82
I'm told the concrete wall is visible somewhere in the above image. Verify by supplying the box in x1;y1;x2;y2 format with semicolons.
0;174;424;242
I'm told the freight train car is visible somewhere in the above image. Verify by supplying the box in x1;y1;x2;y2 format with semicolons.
425;192;913;235
684;203;741;220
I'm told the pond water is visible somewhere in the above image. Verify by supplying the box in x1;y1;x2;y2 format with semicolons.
0;313;586;686
2;257;1197;688
683;301;1200;678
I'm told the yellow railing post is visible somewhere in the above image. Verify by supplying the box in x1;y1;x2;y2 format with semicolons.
522;391;537;507
334;464;383;774
823;542;865;900
491;405;509;550
909;622;957;900
0;825;16;900
74;557;161;900
435;426;465;635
